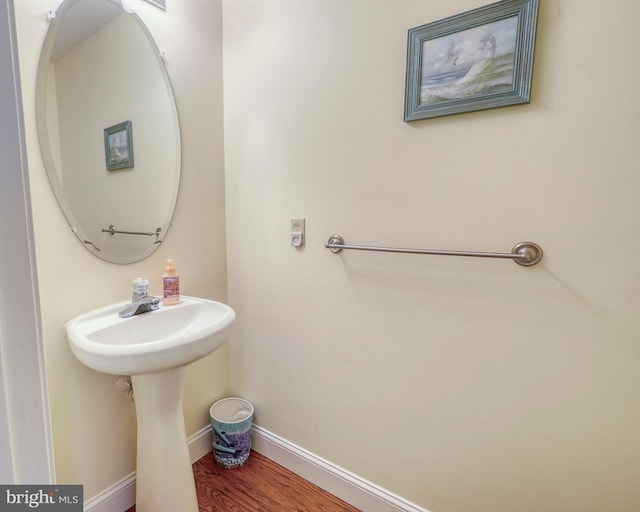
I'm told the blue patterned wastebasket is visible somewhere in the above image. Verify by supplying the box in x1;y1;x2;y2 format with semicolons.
210;398;254;468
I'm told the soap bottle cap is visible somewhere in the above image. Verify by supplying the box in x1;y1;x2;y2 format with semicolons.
165;259;176;272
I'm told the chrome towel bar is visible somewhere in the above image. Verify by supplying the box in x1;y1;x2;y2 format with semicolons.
325;235;543;267
102;225;162;238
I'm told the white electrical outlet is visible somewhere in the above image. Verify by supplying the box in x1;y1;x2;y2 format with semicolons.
291;218;305;247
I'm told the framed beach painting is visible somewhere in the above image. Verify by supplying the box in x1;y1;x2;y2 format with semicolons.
104;120;134;171
404;0;539;121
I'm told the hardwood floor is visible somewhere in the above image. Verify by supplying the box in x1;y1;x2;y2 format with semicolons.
126;450;361;511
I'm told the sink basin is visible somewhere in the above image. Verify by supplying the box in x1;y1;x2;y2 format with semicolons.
66;295;235;375
66;295;235;512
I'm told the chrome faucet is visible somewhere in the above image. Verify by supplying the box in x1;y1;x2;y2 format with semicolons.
118;278;161;318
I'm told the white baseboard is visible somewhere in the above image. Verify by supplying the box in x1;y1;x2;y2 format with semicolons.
187;424;215;462
83;472;136;512
251;425;429;512
84;424;428;512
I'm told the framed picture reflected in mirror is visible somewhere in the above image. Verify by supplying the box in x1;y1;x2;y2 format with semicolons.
104;120;134;171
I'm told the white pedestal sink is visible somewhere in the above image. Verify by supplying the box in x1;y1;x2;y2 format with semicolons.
65;296;235;512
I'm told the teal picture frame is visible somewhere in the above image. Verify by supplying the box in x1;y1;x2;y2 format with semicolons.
104;120;134;170
404;0;539;121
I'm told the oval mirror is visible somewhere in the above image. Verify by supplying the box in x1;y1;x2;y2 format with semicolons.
36;0;180;264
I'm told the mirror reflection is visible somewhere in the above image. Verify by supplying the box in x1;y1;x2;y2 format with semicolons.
36;0;181;264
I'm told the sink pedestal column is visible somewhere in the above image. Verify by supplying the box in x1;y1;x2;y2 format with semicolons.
131;367;198;512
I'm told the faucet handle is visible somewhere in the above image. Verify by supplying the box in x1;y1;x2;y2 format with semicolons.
132;277;149;300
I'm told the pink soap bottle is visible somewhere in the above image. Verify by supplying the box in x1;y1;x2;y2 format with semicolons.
163;259;180;305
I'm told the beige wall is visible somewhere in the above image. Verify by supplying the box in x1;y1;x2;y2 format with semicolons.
223;1;640;511
13;0;640;510
15;0;227;498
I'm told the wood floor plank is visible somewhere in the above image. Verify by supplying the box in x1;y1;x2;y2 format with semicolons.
126;450;361;511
